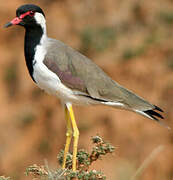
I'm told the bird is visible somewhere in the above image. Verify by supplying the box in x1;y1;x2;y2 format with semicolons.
4;4;167;171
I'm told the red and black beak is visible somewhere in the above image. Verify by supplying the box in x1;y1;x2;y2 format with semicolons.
4;17;22;28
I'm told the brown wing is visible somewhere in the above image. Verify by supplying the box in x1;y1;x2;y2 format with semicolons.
43;38;154;110
43;39;123;100
43;57;87;92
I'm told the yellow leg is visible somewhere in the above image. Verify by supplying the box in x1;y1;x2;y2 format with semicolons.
66;103;79;171
62;105;73;169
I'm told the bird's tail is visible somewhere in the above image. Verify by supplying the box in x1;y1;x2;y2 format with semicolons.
103;100;170;129
134;105;170;130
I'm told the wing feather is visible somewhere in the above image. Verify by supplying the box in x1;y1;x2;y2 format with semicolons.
44;38;159;111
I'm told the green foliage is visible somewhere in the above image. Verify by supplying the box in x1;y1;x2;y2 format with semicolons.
26;136;115;180
17;110;36;128
76;150;90;167
3;61;19;98
163;49;173;70
159;11;173;25
122;46;145;61
58;150;73;169
63;169;106;180
37;139;51;155
80;26;116;54
57;135;115;170
166;54;173;70
90;135;115;159
31;88;43;100
26;164;48;177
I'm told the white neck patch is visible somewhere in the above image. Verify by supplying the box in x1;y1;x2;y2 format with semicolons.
34;12;47;34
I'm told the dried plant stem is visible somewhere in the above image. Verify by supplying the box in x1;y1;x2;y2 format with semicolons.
130;145;165;180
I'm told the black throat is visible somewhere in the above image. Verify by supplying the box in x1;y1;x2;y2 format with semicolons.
24;24;44;82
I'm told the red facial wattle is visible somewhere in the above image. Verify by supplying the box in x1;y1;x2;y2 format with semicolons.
4;11;35;28
19;11;35;19
10;17;22;25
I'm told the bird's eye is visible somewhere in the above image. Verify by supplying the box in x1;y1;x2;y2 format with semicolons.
30;11;35;16
19;11;35;19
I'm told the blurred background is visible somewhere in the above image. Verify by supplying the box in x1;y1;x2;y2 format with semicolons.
0;0;173;179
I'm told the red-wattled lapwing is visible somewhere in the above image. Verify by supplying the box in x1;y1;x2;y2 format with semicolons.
4;4;168;171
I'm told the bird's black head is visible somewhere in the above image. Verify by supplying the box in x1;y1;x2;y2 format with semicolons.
4;4;45;28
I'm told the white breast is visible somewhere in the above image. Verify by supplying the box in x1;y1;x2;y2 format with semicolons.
33;42;90;104
33;61;97;105
32;38;67;94
32;34;103;105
